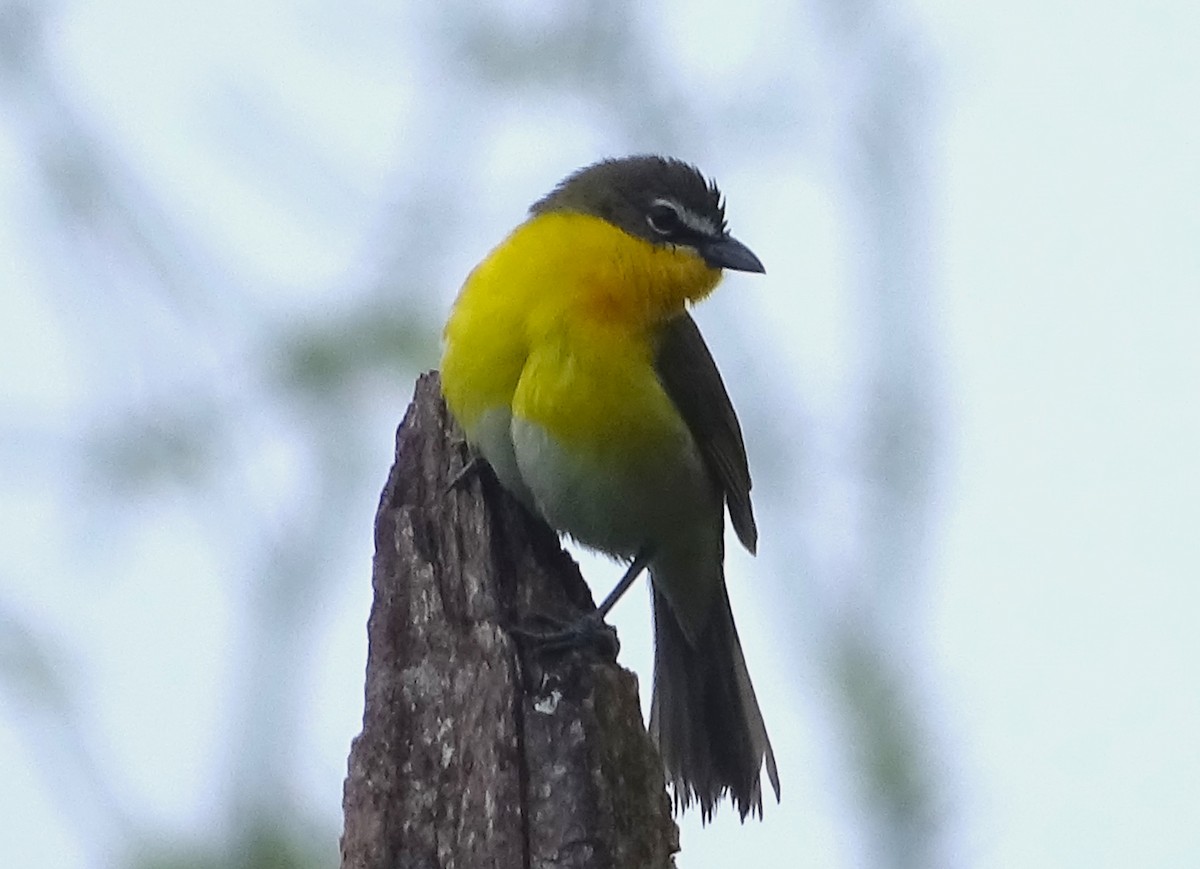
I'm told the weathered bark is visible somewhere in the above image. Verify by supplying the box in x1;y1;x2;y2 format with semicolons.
340;372;678;869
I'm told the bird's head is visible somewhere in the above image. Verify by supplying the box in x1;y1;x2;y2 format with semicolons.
530;155;765;275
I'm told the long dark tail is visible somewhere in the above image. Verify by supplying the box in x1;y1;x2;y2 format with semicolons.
647;581;780;821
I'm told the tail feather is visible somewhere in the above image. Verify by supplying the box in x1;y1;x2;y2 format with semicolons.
647;582;779;821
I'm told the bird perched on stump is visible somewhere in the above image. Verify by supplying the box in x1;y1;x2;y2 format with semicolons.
440;155;779;820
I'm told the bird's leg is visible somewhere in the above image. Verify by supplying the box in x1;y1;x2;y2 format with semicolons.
594;544;655;619
444;445;485;494
512;545;655;658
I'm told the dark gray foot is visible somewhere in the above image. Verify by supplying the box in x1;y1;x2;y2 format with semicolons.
511;611;620;661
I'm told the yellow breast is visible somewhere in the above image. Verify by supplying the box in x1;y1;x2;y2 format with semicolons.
441;210;722;448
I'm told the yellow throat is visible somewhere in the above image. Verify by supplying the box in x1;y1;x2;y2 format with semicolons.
441;209;722;444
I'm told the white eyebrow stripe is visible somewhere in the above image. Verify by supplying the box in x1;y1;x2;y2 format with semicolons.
652;197;721;238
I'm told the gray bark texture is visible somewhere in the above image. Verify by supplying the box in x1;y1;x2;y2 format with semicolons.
340;372;679;869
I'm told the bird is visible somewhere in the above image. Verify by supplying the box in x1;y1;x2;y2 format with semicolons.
440;155;779;820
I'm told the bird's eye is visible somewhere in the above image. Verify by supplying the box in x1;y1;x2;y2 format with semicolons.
646;201;682;235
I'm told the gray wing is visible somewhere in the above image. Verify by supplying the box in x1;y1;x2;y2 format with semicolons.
654;312;757;553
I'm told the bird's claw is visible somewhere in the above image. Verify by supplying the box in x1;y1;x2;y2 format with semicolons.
510;610;619;661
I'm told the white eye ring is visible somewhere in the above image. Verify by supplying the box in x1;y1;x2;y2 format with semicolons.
646;199;682;235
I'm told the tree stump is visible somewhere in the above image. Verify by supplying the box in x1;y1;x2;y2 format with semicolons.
340;372;678;869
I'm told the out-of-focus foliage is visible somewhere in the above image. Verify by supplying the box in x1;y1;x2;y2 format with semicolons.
127;819;328;869
0;1;945;867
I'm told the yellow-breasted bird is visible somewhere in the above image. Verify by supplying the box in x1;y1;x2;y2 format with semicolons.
440;155;780;820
